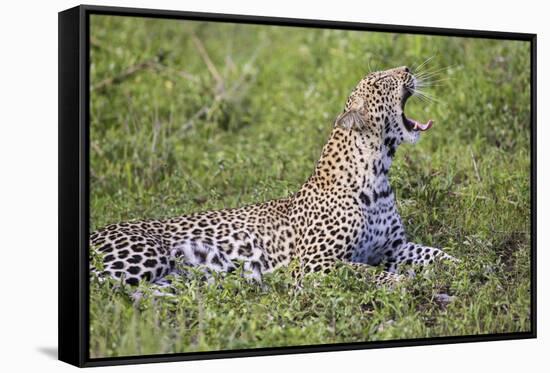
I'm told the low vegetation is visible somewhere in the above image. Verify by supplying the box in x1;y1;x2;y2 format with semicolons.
89;15;532;358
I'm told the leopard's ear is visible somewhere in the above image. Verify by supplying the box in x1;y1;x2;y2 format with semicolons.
334;110;365;130
335;97;365;130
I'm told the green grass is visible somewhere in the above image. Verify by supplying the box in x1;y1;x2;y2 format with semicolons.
89;15;532;358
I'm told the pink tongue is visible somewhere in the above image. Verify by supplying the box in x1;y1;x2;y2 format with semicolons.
411;119;433;131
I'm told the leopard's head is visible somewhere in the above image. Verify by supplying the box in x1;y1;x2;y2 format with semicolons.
335;66;432;147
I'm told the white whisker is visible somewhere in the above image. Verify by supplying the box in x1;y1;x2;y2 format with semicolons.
413;55;436;74
416;78;452;87
410;88;442;105
415;64;455;80
418;77;453;84
413;94;431;104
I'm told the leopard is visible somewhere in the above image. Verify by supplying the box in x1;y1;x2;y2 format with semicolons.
90;65;457;289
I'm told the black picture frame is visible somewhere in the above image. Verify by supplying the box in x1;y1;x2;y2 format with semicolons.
58;4;537;368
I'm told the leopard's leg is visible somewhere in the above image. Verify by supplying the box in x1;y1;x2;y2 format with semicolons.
131;240;241;298
90;228;173;286
297;250;404;289
385;242;458;272
344;262;404;288
169;235;274;286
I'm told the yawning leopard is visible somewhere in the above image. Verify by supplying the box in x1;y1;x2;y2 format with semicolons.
90;66;457;287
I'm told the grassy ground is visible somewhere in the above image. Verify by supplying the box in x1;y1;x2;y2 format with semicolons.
89;15;532;358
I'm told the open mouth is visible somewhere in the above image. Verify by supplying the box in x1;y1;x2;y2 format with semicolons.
401;89;433;132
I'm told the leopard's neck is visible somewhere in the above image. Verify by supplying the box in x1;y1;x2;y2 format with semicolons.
304;126;396;198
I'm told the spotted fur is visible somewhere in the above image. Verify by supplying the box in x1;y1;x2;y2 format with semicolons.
91;66;456;287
